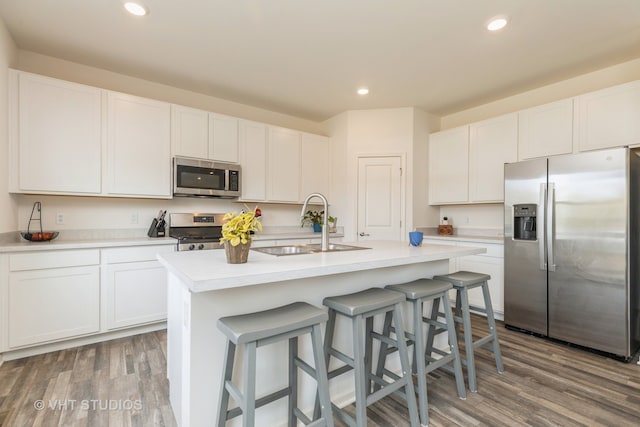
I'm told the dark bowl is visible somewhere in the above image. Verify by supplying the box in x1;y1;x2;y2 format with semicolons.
20;231;59;242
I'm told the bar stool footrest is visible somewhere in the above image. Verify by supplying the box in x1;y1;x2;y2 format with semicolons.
295;356;317;378
327;363;353;380
226;387;291;420
327;347;354;367
468;304;488;314
473;334;496;349
366;377;409;406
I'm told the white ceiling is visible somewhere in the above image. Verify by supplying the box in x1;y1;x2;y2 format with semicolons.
1;0;639;122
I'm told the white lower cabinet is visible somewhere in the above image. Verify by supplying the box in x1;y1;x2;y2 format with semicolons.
455;242;504;317
104;261;168;330
425;238;504;318
7;250;101;348
102;245;174;330
1;244;175;355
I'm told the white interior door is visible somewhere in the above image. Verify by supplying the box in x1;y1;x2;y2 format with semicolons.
357;156;403;241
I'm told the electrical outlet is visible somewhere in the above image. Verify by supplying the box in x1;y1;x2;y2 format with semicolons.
56;213;65;225
130;212;139;225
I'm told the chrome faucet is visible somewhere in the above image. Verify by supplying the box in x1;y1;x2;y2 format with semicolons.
301;192;330;251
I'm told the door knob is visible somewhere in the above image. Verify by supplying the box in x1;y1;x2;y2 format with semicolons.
359;232;370;237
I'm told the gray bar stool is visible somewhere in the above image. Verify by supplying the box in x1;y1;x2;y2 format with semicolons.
433;271;504;393
317;287;419;427
216;302;334;427
377;279;466;426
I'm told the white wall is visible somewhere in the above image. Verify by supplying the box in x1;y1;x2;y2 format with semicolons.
17;51;325;135
438;204;503;235
15;194;306;232
324;111;349;233
441;58;640;129
0;18;17;233
412;108;440;228
325;107;435;240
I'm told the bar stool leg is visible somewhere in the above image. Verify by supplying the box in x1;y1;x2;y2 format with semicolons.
314;310;337;421
423;296;440;364
288;336;298;427
454;295;463;341
365;316;375;394
412;298;429;425
458;288;477;393
353;314;367;427
442;292;466;399
242;341;257;427
311;323;334;427
482;283;504;373
373;311;393;392
392;304;420;427
217;340;236;427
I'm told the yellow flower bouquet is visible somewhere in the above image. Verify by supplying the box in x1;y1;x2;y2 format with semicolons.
219;208;262;247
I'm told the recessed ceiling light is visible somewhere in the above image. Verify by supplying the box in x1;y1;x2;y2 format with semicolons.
357;88;369;95
487;16;508;31
124;2;148;16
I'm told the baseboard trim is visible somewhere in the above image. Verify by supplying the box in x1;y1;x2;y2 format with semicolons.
0;322;166;361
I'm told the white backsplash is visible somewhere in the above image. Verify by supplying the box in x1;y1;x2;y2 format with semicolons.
438;204;504;232
15;194;310;232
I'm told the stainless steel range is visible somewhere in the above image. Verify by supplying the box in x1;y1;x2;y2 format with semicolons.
169;213;225;251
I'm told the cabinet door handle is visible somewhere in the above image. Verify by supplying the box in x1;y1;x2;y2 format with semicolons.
359;232;370;237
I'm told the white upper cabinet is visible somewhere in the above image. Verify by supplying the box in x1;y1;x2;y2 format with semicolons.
171;105;209;159
239;122;330;204
518;98;574;160
300;133;330;199
428;126;469;204
268;126;301;202
106;92;171;198
469;113;518;202
428;113;517;205
9;70;102;195
171;105;239;163
209;113;239;163
575;81;640;152
238;120;268;201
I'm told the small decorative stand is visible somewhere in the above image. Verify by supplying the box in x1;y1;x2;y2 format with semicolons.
438;225;453;235
224;241;251;264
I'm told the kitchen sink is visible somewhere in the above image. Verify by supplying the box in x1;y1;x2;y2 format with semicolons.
252;243;370;256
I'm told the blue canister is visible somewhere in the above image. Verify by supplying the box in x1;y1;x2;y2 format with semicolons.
409;231;423;246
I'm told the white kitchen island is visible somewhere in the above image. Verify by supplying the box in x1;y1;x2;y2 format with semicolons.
157;240;485;427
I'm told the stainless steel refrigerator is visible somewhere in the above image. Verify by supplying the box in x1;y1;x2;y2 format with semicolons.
504;147;640;360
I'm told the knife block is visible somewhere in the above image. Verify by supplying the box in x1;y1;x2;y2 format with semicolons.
147;218;166;237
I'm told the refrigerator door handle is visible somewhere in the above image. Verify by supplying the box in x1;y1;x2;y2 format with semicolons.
547;182;556;272
539;183;547;270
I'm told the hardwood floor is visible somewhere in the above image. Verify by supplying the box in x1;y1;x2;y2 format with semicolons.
0;331;175;427
1;316;639;426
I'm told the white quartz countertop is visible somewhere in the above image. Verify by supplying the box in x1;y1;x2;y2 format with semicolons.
157;240;485;293
0;230;176;253
0;227;341;253
423;234;504;245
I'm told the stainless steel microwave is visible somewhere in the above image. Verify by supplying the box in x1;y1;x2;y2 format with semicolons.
173;156;241;198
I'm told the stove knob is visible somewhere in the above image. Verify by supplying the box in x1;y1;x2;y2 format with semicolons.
188;244;195;250
198;243;205;250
